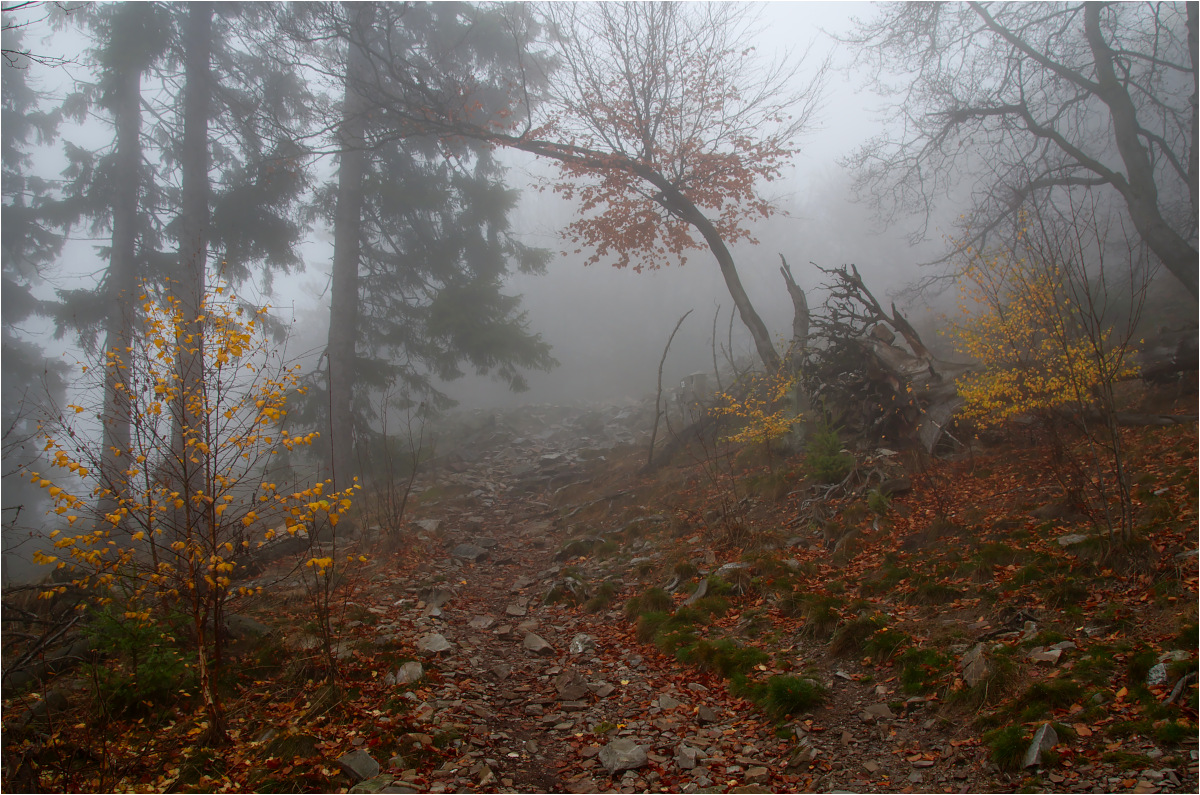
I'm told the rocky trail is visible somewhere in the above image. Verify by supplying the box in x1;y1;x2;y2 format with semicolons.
6;399;1197;793
305;404;837;793
270;401;1195;794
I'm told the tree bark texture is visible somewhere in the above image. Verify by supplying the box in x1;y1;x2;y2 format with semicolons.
174;0;221;743
327;2;374;489
172;1;212;519
99;64;141;532
1082;4;1198;298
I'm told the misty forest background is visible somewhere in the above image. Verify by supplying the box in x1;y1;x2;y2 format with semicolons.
5;0;1193;583
0;1;1197;790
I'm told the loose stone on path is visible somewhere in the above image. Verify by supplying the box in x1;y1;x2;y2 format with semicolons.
417;633;452;656
523;632;554;655
598;738;648;774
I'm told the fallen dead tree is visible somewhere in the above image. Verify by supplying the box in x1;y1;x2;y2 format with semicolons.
806;264;972;453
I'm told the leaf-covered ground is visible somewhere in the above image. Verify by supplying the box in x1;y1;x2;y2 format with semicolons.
3;395;1197;793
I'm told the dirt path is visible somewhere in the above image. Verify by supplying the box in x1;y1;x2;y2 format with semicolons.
333;405;1197;794
353;473;978;794
367;494;819;794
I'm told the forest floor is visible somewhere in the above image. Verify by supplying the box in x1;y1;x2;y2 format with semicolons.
3;387;1198;794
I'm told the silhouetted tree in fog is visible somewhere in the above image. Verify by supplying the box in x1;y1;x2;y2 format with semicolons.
847;2;1198;298
344;1;828;372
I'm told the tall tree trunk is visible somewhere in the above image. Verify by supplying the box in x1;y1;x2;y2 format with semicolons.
174;1;225;745
173;0;212;525
1186;1;1197;219
327;2;374;489
99;63;142;533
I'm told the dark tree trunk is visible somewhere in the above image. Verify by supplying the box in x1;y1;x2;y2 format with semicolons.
327;1;374;489
99;64;142;532
173;0;212;507
173;2;225;745
1084;4;1198;298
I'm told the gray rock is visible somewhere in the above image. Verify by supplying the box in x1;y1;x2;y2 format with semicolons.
569;633;596;655
555;668;590;701
1022;722;1058;768
658;694;682;710
523;632;554;656
697;705;718;723
961;643;992;687
745;766;770;785
715;562;751;578
349;775;395;794
786;743;817;768
1028;647;1062;665
338;750;381;782
863;703;894;720
676;743;703;770
1147;662;1168;686
473;537;498;549
468;615;496;630
418;587;456;608
17;687;69;727
385;661;424;685
415;519;441;534
417;633;452;656
505;603;528;617
684;578;709;605
599;738;648;773
450;543;488;563
1057;533;1090;547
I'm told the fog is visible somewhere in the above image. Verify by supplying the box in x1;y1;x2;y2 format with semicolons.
4;1;1192;585
438;160;942;410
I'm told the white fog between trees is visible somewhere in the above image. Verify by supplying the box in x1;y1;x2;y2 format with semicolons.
2;2;1196;583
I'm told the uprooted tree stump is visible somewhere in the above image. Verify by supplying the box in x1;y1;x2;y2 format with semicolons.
806;264;973;453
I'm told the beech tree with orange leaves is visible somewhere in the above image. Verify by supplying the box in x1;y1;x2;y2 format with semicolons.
531;3;828;371
348;2;827;371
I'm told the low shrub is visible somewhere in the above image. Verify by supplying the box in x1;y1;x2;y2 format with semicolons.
983;724;1027;771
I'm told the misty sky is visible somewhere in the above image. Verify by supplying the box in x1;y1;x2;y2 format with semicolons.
430;2;944;409
9;1;946;414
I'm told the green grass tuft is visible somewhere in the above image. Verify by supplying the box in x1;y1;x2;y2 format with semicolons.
983;724;1027;772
